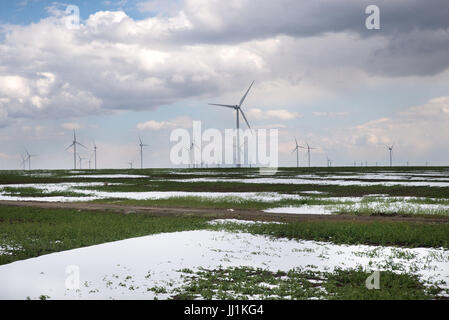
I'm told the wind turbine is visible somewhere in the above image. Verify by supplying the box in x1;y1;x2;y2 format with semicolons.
292;137;304;168
139;137;148;169
93;141;98;170
20;154;27;170
66;129;87;169
128;161;134;169
24;149;37;170
326;156;333;167
185;139;201;168
209;80;254;167
301;143;317;168
88;151;95;169
77;154;86;169
386;144;394;167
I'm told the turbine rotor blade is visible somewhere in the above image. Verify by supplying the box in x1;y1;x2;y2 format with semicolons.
76;142;87;149
65;143;75;150
239;108;252;131
238;80;254;108
208;103;236;109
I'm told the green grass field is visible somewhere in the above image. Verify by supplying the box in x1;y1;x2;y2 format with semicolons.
1;167;448;300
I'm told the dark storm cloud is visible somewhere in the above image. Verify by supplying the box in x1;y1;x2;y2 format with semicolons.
176;0;449;43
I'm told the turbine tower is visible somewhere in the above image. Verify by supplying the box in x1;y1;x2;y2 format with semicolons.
326;156;332;167
88;151;95;169
301;143;317;168
386;144;394;167
139;137;148;169
291;137;304;168
185;139;201;168
93;141;98;170
20;154;27;170
128;161;133;169
66;129;86;169
24;149;37;171
209;81;254;167
77;154;85;169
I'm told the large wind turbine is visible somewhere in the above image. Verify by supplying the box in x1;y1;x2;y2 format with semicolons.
291;137;304;168
386;143;394;167
66;129;86;169
209;81;254;167
139;137;148;169
24;149;37;170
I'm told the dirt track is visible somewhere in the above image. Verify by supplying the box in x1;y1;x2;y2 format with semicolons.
0;200;448;224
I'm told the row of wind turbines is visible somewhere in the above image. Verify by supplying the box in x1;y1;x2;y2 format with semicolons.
65;130;99;170
56;81;255;170
62;130;149;170
19;80;399;170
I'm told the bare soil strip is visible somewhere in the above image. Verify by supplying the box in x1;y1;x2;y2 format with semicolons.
0;200;448;224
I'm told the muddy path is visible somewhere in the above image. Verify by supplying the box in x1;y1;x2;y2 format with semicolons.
1;200;448;224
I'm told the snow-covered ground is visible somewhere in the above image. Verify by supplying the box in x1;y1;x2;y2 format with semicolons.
1;181;449;215
264;201;449;215
0;225;447;300
65;174;149;179
264;206;334;215
165;177;449;187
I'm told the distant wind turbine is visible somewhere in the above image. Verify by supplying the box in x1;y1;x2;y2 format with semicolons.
24;148;37;170
300;143;317;168
88;151;95;169
20;154;27;170
209;81;254;167
291;137;304;168
93;141;98;170
185;139;201;168
128;161;134;169
386;143;394;167
66;129;87;169
326;156;332;167
139;137;148;169
77;154;86;169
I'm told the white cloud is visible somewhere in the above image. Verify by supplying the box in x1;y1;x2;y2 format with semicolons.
307;96;449;164
137;116;193;131
62;122;83;130
313;112;349;117
247;108;302;121
400;96;449;118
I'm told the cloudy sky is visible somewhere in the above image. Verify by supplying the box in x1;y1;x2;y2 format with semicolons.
0;0;448;169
